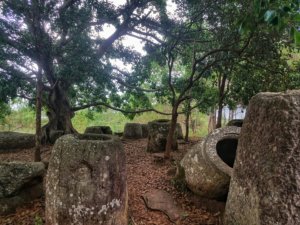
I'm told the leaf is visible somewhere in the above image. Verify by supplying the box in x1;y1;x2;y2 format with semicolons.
293;28;300;46
282;6;291;13
292;14;300;22
264;10;277;23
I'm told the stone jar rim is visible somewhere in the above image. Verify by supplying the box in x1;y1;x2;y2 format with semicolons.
72;133;119;143
150;119;170;124
202;127;240;177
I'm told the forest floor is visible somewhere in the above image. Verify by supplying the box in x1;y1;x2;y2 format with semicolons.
0;138;225;225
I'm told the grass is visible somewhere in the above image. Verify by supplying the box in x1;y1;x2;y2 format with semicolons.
0;106;210;138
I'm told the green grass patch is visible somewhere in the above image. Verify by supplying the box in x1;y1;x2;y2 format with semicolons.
0;106;210;138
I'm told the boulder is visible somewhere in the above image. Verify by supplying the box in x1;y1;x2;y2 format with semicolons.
224;91;300;225
0;162;45;215
176;123;184;139
227;119;243;127
0;132;35;150
180;126;240;199
147;119;178;153
123;123;143;139
84;126;113;135
141;124;149;138
142;189;183;223
46;134;128;225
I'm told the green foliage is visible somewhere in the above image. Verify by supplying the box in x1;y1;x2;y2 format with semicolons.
239;0;300;45
0;105;210;137
34;215;43;225
0;102;11;123
0;0;170;121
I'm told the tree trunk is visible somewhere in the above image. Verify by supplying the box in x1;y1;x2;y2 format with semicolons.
42;81;77;143
34;71;42;162
229;109;234;120
164;108;178;159
208;110;216;134
216;74;227;128
216;102;223;128
184;110;190;142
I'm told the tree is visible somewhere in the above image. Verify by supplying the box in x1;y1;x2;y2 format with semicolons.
0;0;168;142
138;0;256;158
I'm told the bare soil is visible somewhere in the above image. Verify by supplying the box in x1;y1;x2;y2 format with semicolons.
0;138;225;225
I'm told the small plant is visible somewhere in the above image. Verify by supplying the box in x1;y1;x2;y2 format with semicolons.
34;215;43;225
171;162;188;192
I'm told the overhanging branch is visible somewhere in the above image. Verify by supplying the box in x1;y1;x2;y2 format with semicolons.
72;102;172;115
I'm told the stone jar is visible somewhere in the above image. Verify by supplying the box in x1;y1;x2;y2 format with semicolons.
181;126;240;199
0;132;35;150
224;91;300;225
123;123;143;139
141;124;149;138
147;119;178;153
84;126;113;135
45;134;128;225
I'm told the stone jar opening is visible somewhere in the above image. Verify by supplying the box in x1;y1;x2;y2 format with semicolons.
216;138;238;168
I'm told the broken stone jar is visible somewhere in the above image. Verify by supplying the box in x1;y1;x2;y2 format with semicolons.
180;126;240;199
45;134;128;225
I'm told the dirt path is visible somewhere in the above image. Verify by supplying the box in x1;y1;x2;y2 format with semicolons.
0;138;224;225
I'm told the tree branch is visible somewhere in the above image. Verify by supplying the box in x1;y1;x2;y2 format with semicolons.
110;74;160;92
58;0;80;15
72;102;172;115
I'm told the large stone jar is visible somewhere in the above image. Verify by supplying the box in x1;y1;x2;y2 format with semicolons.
181;126;240;199
141;124;149;138
0;132;35;150
45;134;128;225
123;123;143;139
84;126;113;135
147;119;178;153
224;91;300;225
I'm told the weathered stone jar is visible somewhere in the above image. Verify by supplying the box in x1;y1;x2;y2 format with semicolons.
84;126;113;135
181;126;240;199
46;134;128;225
123;123;143;139
0;132;35;150
224;91;300;225
141;124;149;138
226;119;243;127
147;119;178;153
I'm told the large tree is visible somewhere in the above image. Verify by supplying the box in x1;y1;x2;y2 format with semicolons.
137;0;256;158
0;0;168;142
